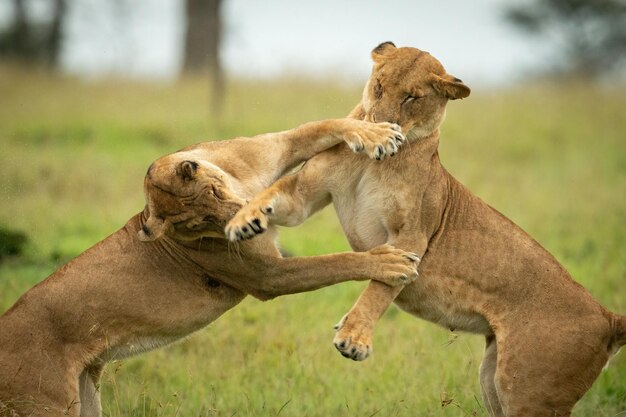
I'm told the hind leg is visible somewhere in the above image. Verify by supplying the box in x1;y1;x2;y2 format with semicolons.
479;335;504;417
79;364;103;417
494;321;610;417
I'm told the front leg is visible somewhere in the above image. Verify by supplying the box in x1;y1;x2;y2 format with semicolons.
332;281;405;361
225;155;331;240
277;118;405;168
242;244;420;300
186;237;419;301
224;176;297;240
333;238;427;361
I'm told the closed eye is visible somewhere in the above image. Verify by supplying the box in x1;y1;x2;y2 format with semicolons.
211;185;226;200
402;95;422;105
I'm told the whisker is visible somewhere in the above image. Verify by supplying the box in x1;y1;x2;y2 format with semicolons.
228;239;244;263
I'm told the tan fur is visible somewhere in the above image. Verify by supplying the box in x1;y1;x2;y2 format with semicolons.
0;118;420;417
226;43;626;416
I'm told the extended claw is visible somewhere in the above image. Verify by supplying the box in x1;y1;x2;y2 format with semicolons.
404;253;420;263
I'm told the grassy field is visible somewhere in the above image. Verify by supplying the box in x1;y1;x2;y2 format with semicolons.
0;66;624;416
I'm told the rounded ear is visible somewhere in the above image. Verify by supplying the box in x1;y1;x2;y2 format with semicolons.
371;41;396;62
137;215;168;242
179;160;198;181
431;74;470;100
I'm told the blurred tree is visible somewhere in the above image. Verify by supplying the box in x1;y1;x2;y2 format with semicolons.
183;0;224;113
0;0;29;59
46;0;66;68
0;225;27;262
505;0;626;79
0;0;67;69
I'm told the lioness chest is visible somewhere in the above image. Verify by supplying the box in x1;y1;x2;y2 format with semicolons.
332;165;412;252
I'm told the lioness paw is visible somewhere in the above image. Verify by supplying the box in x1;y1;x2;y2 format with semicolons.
333;312;374;361
225;202;272;241
365;244;420;287
343;121;406;160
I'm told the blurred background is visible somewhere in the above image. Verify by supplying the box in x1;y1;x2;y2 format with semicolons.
2;0;626;91
0;1;624;416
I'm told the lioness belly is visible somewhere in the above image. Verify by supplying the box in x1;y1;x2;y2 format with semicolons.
394;275;491;334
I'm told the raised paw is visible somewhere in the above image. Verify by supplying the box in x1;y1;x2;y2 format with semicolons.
343;121;406;161
364;244;420;287
333;312;374;361
225;201;273;241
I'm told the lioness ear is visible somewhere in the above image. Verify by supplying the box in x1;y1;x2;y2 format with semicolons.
138;215;168;242
371;41;396;62
432;74;471;100
179;160;198;181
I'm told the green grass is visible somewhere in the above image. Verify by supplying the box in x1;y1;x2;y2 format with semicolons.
0;66;624;416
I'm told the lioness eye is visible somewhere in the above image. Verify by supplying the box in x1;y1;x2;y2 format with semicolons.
402;94;424;105
211;185;226;200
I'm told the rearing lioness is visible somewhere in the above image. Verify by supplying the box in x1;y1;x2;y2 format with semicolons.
226;43;626;416
0;118;419;417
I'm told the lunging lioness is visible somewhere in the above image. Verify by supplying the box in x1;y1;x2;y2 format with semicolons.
226;43;626;416
0;118;420;417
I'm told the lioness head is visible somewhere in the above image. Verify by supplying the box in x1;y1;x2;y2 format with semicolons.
361;42;470;138
138;151;246;242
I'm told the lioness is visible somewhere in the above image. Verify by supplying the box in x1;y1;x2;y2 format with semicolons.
225;43;626;416
0;118;419;417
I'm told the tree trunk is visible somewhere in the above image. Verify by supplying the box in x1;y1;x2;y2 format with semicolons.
6;0;31;59
0;0;66;69
46;0;66;69
183;0;224;114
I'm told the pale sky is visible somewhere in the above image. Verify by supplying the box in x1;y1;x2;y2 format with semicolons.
1;0;554;86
